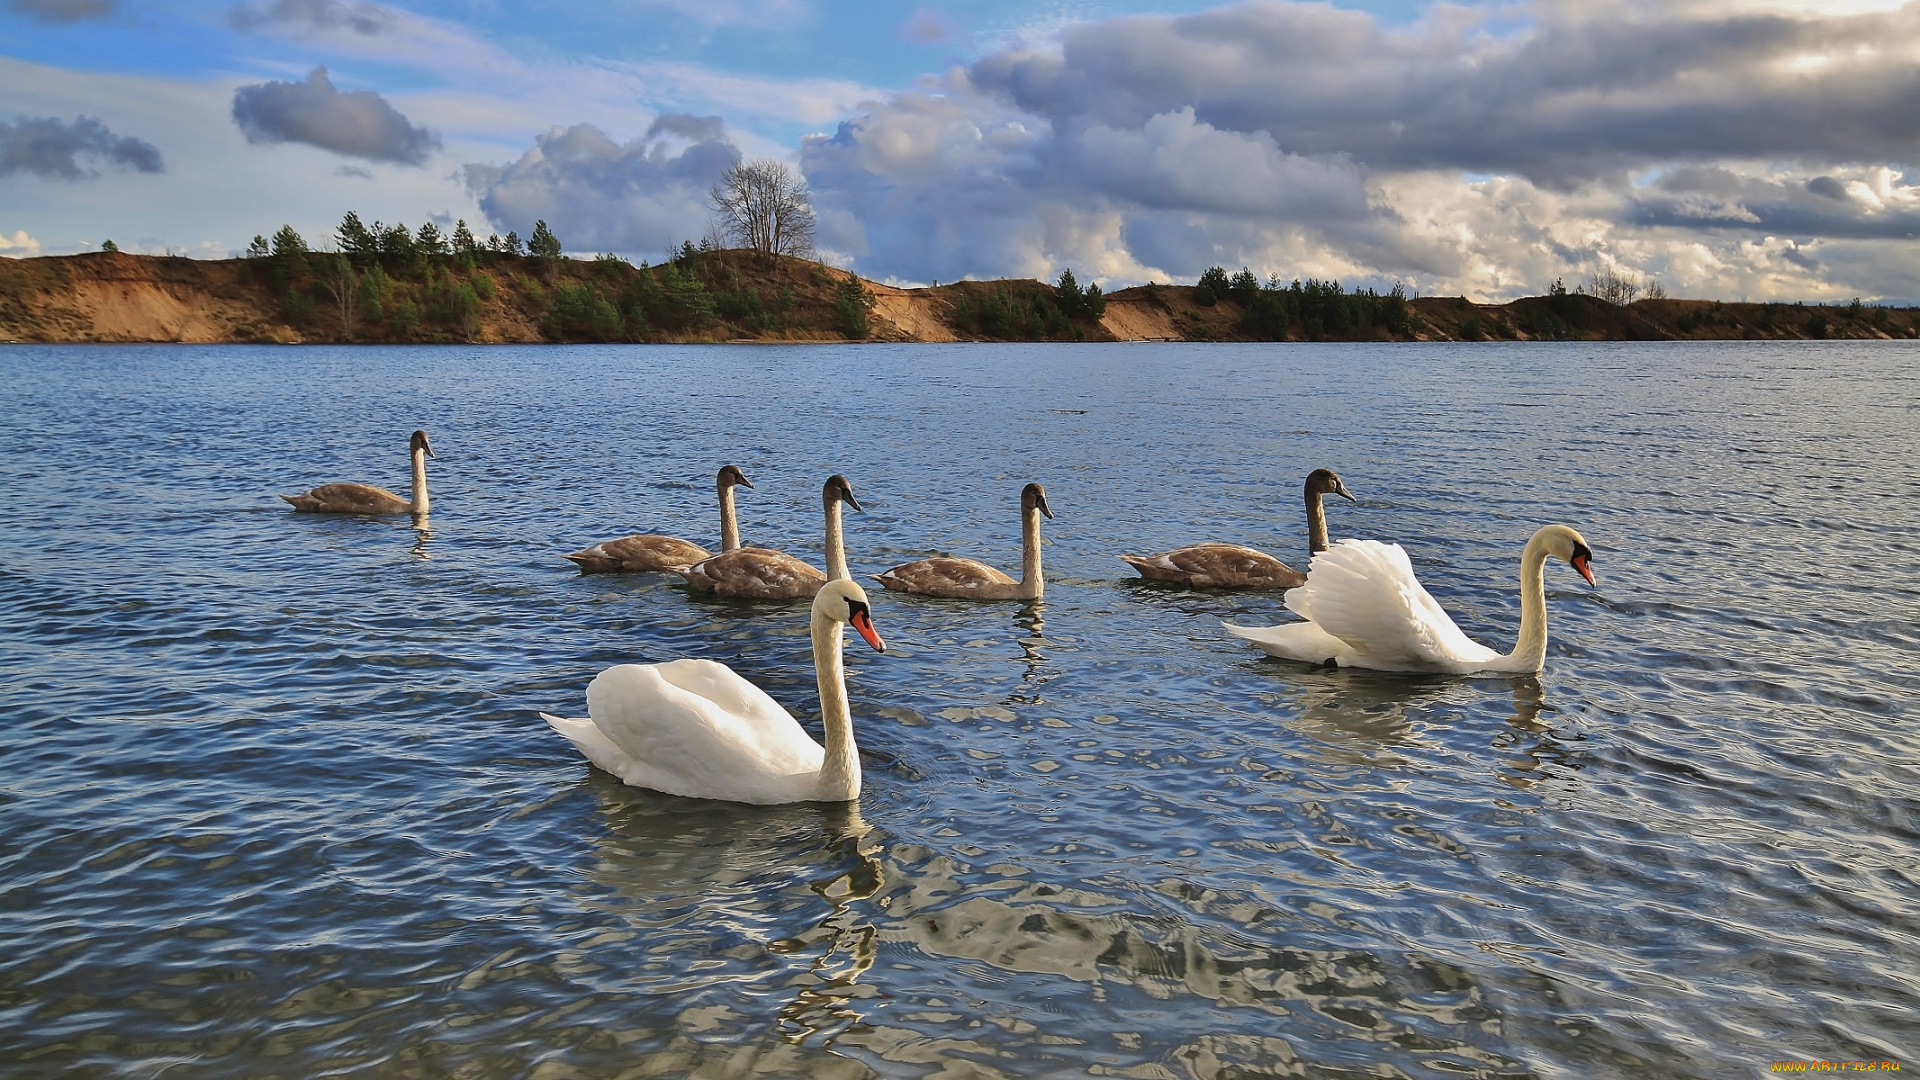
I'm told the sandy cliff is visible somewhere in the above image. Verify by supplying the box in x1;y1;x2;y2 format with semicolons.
3;251;1914;345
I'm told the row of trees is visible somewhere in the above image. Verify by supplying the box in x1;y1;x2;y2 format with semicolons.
246;214;560;269
1177;265;1417;339
1547;270;1668;307
237;209;884;343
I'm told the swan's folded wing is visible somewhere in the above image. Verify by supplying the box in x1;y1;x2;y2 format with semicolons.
1223;619;1349;664
595;534;711;572
877;556;1015;592
542;712;638;778
583;661;824;798
650;658;822;769
1284;540;1497;670
683;548;826;597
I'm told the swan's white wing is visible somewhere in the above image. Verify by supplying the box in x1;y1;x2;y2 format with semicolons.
574;659;826;802
1223;620;1351;665
1284;540;1500;671
542;712;637;778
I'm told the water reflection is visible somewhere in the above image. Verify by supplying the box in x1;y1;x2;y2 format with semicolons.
409;514;433;559
1278;672;1455;766
1008;602;1052;706
1492;676;1584;791
572;777;888;1043
580;776;873;899
839;844;1529;1075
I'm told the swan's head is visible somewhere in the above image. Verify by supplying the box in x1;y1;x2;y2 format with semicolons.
1536;524;1597;586
1306;468;1356;503
1022;482;1053;519
410;430;435;458
816;579;885;652
718;464;753;490
825;474;863;513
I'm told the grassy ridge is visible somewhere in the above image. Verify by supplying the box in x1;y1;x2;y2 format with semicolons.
2;248;1916;344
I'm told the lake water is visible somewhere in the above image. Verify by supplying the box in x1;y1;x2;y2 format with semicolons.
1;341;1915;1079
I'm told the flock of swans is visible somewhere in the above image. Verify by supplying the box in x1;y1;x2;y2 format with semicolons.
282;430;1598;805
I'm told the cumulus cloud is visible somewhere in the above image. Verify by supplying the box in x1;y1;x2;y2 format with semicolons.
231;67;438;164
6;0;115;23
968;1;1920;185
463;117;741;257
803;0;1920;299
0;114;163;179
0;228;43;256
230;0;396;36
1626;166;1920;239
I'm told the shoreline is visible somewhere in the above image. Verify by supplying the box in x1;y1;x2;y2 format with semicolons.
4;250;1916;345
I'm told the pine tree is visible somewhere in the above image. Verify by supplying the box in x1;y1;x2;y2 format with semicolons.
271;225;308;256
336;212;375;257
529;220;562;260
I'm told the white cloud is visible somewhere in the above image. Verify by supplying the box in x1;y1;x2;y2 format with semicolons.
0;228;43;256
0;56;481;256
462;117;741;258
801;0;1920;300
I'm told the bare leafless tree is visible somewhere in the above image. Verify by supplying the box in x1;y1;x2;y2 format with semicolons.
1582;268;1641;306
709;159;816;262
318;251;359;340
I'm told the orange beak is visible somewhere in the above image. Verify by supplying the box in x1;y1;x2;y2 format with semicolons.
850;607;886;652
1571;553;1596;586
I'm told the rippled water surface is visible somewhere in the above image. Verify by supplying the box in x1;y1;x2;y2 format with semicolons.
2;341;1916;1079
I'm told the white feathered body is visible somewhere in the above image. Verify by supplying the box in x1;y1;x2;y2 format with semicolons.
1225;539;1508;673
541;658;829;804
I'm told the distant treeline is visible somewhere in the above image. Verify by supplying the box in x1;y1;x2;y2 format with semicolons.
947;269;1108;340
237;214;877;343
1181;265;1418;341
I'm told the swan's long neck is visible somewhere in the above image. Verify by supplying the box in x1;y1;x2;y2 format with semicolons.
1019;505;1044;600
1502;535;1553;673
824;497;849;581
1304;485;1329;553
811;612;859;801
718;483;740;551
409;445;430;516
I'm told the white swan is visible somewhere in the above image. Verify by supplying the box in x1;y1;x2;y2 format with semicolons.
874;482;1052;600
282;429;433;515
540;579;888;804
1120;468;1356;589
565;464;752;574
677;475;861;598
1224;524;1596;673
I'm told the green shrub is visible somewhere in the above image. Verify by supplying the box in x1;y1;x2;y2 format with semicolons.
426;280;481;338
542;283;623;341
834;275;873;339
1194;265;1231;306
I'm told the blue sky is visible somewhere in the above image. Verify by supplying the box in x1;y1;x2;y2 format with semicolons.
4;0;1918;302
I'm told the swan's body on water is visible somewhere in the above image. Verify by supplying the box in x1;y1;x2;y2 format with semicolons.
565;465;751;574
1122;468;1355;589
1225;524;1596;673
678;475;861;598
540;579;887;804
281;429;433;515
876;482;1051;601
